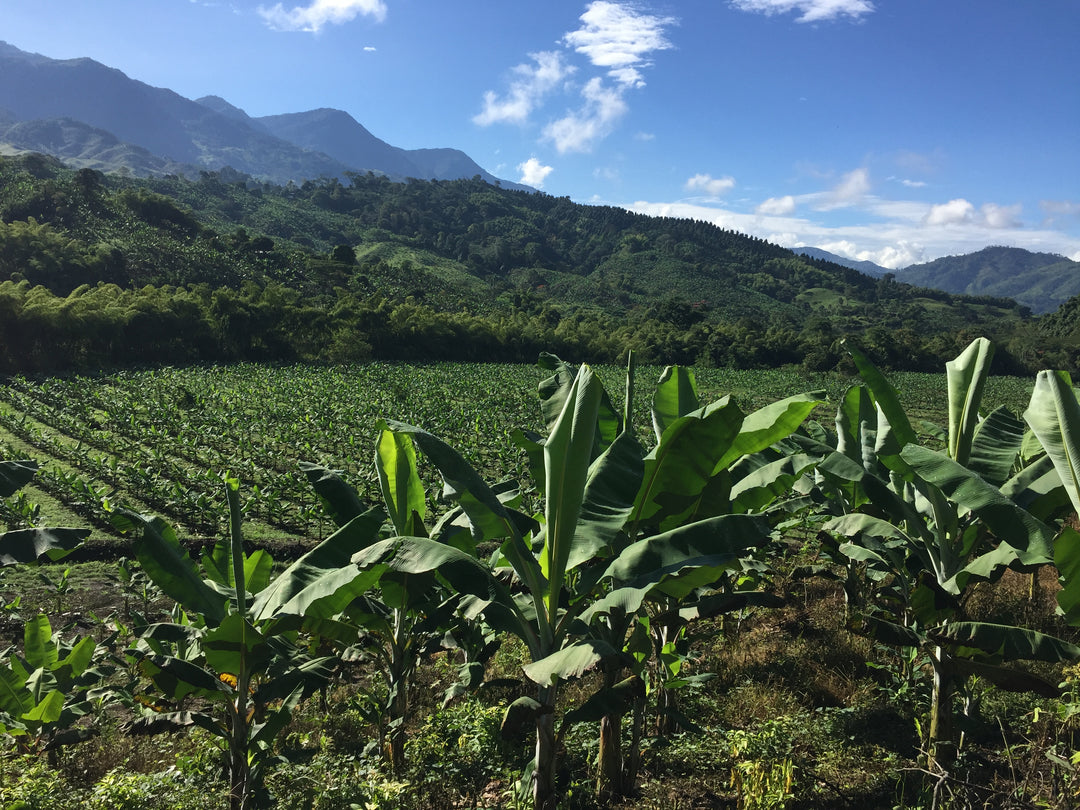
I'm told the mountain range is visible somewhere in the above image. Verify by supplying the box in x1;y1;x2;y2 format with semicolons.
794;244;1079;315
2;40;1077;317
0;40;525;189
893;246;1080;315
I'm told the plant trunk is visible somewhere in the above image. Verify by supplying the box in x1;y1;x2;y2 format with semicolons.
598;715;623;798
927;645;957;771
625;693;644;787
597;670;624;799
653;616;681;737
387;613;411;773
387;664;410;772
533;684;558;810
656;686;680;736
228;703;250;810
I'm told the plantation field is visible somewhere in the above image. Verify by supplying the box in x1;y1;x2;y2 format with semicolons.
3;356;1074;810
0;360;1036;553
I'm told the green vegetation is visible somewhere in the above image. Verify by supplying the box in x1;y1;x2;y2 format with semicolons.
3;152;1076;375
4;349;1080;808
6;146;1080;808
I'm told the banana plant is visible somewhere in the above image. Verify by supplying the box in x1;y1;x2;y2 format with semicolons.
624;364;818;731
338;355;822;809
822;338;1080;769
114;475;384;810
1023;370;1080;627
295;422;505;772
1;460;88;566
0;612;107;755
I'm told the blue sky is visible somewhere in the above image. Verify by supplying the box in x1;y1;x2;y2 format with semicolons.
3;0;1079;268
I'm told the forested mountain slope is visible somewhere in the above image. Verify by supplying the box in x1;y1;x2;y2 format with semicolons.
896;246;1080;314
0;151;1067;374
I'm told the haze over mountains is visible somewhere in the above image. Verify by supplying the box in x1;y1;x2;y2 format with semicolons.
0;41;525;189
790;247;890;277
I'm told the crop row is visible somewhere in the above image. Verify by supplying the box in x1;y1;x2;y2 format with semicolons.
0;361;1036;546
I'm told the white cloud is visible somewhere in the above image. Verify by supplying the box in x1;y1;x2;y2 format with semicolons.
363;46;376;52
873;242;925;268
474;51;575;126
899;178;926;188
685;173;736;197
757;195;796;215
730;0;874;23
925;198;975;226
476;2;675;153
563;1;676;88
518;157;554;188
624;194;1080;271
816;167;870;210
257;0;386;32
543;77;628;153
981;202;1022;229
634;131;656;141
1041;200;1080;223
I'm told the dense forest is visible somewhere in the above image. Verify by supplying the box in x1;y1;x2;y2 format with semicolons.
1;151;1076;374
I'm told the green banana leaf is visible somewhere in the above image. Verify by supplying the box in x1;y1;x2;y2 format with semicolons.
0;460;38;497
933;621;1080;663
835;385;875;464
563;676;645;725
202;613;271;679
0;665;32;718
23;615;58;671
134;651;232;703
1054;526;1080;625
0;527;89;566
1024;370;1080;514
565;429;644;572
729;453;817;513
849;614;922;648
522;638;621;686
202;541;273;595
651;365;699;442
945;337;993;467
351;536;509;607
537;354;620;451
713;392;825;473
901;444;1054;566
375;422;427;537
967;406;1025;488
846;341;918;448
250;506;385;621
950;657;1061;698
299;461;368;526
114;510;227;627
386;421;529;564
604;514;770;599
632;396;744;526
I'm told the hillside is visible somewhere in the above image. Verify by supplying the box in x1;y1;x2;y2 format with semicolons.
0;41;520;188
0;151;1061;375
896;245;1080;314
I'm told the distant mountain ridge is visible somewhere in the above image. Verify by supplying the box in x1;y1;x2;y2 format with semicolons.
895;246;1080;314
790;247;890;277
0;41;525;189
